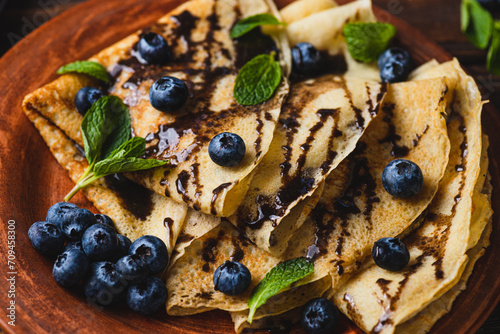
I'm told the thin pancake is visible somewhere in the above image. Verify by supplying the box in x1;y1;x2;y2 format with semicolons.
279;0;337;24
285;0;376;55
24;85;187;257
333;60;485;334
231;76;451;330
395;137;492;333
228;75;386;256
165;184;324;315
23;0;290;217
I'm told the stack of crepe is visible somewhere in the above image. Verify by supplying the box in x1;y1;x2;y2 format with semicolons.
22;0;492;333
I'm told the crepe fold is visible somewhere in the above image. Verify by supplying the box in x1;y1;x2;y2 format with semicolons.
333;59;490;334
227;75;386;256
23;0;291;218
23;74;187;256
231;75;451;334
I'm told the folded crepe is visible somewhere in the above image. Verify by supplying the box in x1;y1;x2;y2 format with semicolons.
165;183;325;315
231;74;451;333
23;87;187;256
333;60;490;334
227;74;386;256
23;0;291;218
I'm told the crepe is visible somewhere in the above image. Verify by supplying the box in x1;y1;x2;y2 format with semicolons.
165;183;324;315
23;0;291;218
285;0;376;55
230;74;451;332
396;138;492;334
227;75;386;256
23;79;187;257
333;60;487;334
279;0;337;24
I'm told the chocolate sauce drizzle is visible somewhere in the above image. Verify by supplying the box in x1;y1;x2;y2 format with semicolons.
237;77;344;231
378;103;409;158
104;174;154;220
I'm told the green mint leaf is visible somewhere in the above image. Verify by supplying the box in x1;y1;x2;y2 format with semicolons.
487;21;500;75
99;98;132;159
461;0;493;49
247;258;313;323
93;157;167;177
343;22;397;63
57;60;111;83
230;13;285;39
80;96;131;165
233;53;281;106
106;136;146;160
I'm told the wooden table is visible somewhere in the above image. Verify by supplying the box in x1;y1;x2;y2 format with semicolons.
0;0;498;333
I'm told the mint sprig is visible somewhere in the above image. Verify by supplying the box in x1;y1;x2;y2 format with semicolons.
247;258;314;323
233;52;282;106
461;0;493;49
343;22;397;63
57;60;111;83
487;21;500;75
64;96;167;201
230;13;285;39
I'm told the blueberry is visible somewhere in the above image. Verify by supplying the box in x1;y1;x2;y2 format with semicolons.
63;240;83;253
137;32;172;64
53;248;90;287
213;261;251;296
74;87;104;115
149;76;189;112
61;208;96;240
115;234;132;260
208;132;246;167
126;276;168;315
94;214;115;229
28;221;65;257
82;224;119;261
129;235;168;275
84;262;127;306
382;159;423;198
46;202;78;228
116;254;149;283
291;42;322;76
378;47;412;83
372;237;410;271
301;298;339;334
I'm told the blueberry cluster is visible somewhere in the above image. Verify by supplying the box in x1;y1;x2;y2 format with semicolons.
28;202;168;315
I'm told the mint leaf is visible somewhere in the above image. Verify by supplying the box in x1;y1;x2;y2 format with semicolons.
247;258;313;323
487;21;500;74
234;53;281;106
461;0;493;49
94;157;167;176
57;60;111;83
106;137;146;160
230;13;285;39
343;22;397;63
100;98;132;159
80;96;130;165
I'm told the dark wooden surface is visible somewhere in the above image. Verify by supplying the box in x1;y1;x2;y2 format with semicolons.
0;0;499;333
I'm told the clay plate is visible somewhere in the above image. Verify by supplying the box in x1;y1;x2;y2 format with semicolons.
0;0;498;333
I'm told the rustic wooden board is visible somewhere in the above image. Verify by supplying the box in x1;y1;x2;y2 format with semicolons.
0;0;498;333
